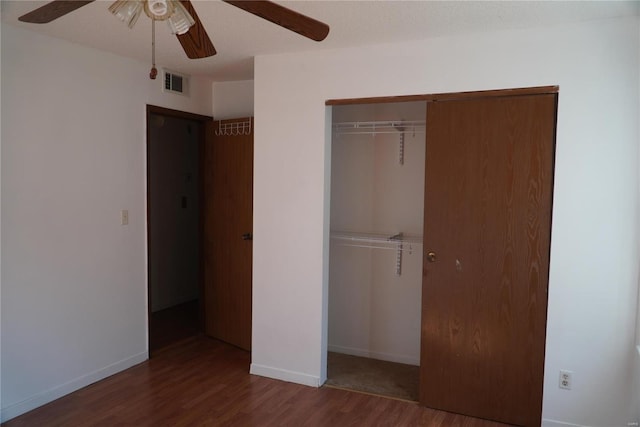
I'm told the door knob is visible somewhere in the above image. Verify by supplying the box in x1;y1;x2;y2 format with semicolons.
241;233;253;241
426;252;437;263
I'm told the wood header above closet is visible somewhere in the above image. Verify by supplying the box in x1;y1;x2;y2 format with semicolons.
325;85;559;106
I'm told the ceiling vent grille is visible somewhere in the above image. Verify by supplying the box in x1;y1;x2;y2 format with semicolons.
163;69;189;96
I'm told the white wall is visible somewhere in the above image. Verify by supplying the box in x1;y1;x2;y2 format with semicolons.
328;102;425;365
252;16;640;427
634;345;640;426
0;5;3;414
634;20;640;425
212;80;254;120
0;25;212;422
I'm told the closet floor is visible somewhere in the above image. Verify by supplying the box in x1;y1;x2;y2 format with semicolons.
325;352;419;402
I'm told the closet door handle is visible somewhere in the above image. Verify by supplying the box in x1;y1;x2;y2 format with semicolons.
426;252;437;263
242;233;253;241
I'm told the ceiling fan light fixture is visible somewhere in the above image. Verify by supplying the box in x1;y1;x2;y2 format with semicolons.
108;0;144;29
144;0;174;21
166;1;195;35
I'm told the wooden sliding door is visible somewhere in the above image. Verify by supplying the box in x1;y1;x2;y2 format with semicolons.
420;93;557;426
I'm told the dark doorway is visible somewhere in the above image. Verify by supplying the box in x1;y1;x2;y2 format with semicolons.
147;105;212;354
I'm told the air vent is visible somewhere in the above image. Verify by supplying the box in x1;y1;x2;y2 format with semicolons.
163;69;189;96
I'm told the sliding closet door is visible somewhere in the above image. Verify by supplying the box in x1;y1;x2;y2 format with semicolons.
420;93;557;426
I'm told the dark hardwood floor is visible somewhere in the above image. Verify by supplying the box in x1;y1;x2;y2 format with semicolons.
3;337;514;426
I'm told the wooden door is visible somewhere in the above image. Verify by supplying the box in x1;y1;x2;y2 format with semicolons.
420;94;557;426
203;118;253;351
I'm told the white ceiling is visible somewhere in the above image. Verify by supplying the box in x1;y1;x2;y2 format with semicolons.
2;1;639;81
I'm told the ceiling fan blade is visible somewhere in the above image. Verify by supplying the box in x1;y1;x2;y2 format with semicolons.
176;0;216;59
18;0;95;24
223;1;329;42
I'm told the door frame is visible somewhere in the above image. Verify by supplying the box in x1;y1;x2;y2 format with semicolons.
323;85;558;421
326;85;558;106
146;105;213;356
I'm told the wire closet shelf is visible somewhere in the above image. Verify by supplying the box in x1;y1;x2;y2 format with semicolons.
332;120;426;136
332;119;425;165
330;231;423;276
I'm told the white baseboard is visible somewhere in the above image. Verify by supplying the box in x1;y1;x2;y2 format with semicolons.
541;419;623;427
0;351;148;423
543;416;639;427
542;420;585;427
328;344;420;366
250;363;322;387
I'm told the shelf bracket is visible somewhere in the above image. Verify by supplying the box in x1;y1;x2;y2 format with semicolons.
392;122;406;166
389;232;404;276
395;242;403;276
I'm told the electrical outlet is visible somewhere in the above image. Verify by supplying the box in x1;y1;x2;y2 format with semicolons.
559;370;572;390
121;210;129;226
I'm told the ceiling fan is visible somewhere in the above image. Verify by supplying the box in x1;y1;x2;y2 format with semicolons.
18;1;330;63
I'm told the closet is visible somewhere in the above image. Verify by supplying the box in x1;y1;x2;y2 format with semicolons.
327;101;426;401
326;87;557;427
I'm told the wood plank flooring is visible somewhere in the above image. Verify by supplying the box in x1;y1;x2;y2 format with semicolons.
3;336;514;426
